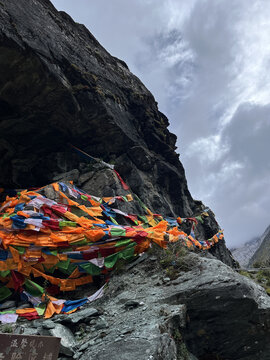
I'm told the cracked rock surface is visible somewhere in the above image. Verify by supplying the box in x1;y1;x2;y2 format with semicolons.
10;252;270;360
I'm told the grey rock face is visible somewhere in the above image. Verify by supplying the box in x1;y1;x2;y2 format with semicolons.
7;252;269;359
13;321;76;357
53;169;80;183
13;324;40;336
91;337;177;360
74;254;270;360
163;255;270;360
249;224;270;266
94;317;108;330
48;323;76;357
62;307;100;325
0;0;189;218
231;236;262;267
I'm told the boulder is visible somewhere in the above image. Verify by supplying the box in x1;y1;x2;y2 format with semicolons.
47;323;76;357
77;253;270;360
61;307;100;325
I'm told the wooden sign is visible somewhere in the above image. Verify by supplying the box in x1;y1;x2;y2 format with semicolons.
0;333;61;360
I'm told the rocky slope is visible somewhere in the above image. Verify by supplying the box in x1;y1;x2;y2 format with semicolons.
249;225;270;267
9;251;270;360
0;0;236;267
231;236;262;268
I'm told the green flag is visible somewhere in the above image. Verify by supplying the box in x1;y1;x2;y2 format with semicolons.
24;279;44;296
80;262;101;276
0;286;12;301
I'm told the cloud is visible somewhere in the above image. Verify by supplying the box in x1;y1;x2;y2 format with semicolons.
224;103;270;175
208;103;270;246
52;0;270;247
168;0;270;246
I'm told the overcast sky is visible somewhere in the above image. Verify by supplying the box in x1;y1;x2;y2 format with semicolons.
52;0;270;248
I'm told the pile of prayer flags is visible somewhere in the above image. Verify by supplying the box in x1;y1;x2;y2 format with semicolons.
0;181;224;321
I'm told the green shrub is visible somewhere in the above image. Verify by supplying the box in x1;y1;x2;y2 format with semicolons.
239;270;252;279
253;261;262;268
261;269;270;277
0;324;13;333
154;242;196;279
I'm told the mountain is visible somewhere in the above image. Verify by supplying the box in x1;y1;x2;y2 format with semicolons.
2;1;270;359
231;236;262;268
249;224;270;267
0;0;236;267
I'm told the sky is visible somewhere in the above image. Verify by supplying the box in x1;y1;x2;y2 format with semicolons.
52;0;270;248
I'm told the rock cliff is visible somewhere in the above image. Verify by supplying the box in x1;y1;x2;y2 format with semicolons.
249;225;270;267
0;0;236;267
231;236;262;268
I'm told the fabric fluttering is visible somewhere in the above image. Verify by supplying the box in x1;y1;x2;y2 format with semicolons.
0;180;223;322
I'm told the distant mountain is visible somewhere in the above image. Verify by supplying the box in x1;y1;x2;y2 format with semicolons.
249;225;270;267
231;236;262;268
